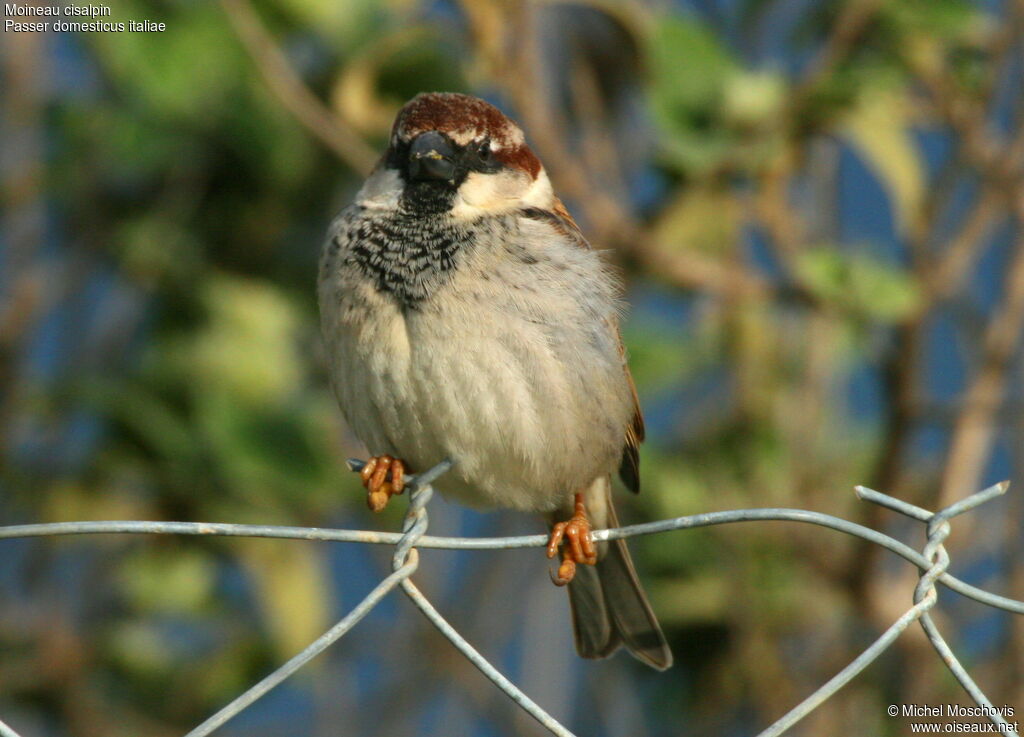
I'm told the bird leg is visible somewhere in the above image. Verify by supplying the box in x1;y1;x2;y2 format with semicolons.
359;455;406;512
546;493;598;586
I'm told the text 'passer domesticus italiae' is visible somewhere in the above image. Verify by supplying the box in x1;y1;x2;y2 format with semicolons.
318;92;672;670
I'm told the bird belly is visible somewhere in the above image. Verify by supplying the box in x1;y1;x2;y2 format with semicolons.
395;296;626;512
330;306;625;512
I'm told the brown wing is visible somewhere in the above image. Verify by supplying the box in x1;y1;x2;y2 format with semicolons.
522;199;645;493
618;358;645;494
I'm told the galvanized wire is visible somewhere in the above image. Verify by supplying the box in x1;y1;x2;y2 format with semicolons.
184;558;419;737
2;513;1019;613
384;460;577;737
0;460;1020;737
758;481;1017;737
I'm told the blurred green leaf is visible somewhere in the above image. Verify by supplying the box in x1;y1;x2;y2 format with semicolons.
43;480;153;524
651;187;741;255
722;69;787;130
71;377;203;466
648;16;737;113
118;548;216;614
842;89;924;236
279;0;389;47
107;621;177;678
795;247;922;321
190;275;303;406
114;215;204;285
881;0;986;43
196;392;334;508
93;3;243;120
647;15;740;173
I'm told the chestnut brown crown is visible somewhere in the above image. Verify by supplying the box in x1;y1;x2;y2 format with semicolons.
390;93;542;179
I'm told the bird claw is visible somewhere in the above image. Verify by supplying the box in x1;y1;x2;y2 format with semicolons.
549;558;577;586
359;455;406;512
546;494;597;586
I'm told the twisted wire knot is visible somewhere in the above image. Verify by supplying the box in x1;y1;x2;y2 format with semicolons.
854;481;1017;737
392;479;433;573
914;514;951;611
344;457;453;574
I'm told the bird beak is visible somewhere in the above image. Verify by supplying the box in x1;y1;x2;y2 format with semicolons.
408;131;457;182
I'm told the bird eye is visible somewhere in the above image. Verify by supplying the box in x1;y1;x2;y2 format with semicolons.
476;139;498;168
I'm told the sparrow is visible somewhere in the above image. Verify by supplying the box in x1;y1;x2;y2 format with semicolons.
317;92;672;670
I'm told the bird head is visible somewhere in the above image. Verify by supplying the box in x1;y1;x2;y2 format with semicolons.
358;93;553;218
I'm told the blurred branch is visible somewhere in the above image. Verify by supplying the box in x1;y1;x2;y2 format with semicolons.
793;0;883;103
757;0;882;302
978;2;1024;104
910;53;1024;190
492;4;628;235
896;24;1024;509
855;15;1024;619
938;233;1024;507
220;0;377;176
752;160;808;267
921;189;1003;303
916;112;1024;310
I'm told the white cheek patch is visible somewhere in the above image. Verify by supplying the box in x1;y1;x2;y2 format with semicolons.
449;167;555;221
520;168;554;209
450;171;525;220
356;168;403;209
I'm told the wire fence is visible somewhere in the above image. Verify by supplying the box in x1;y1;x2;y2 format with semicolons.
1;459;1021;737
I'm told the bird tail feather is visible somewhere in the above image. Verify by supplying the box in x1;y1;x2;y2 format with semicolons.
565;477;672;670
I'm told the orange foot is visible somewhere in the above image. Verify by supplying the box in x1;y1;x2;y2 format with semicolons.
546;493;598;586
360;455;407;512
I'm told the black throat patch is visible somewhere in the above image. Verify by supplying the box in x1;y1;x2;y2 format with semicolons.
399;180;459;215
347;209;470;309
